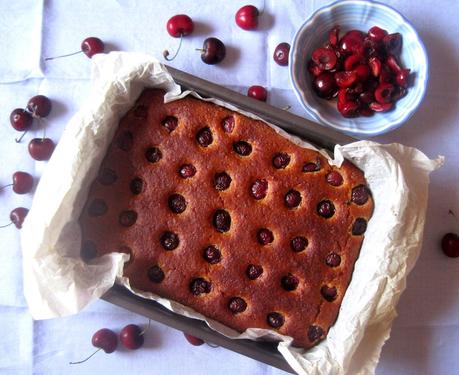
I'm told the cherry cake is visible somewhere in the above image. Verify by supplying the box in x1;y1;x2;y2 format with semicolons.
79;89;374;349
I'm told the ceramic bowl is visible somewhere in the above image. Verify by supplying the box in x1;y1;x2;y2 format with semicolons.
289;0;429;136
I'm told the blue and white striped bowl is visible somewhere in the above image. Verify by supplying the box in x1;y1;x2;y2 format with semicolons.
289;0;428;137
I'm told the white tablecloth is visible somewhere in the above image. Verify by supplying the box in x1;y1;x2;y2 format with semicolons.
1;1;458;374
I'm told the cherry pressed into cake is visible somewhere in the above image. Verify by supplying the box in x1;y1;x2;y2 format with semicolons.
79;89;374;349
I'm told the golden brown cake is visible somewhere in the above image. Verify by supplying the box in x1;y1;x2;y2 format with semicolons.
79;89;374;349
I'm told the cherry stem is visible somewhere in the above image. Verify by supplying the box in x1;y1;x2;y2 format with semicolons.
40;118;47;141
45;50;82;61
69;348;102;365
0;222;13;229
0;183;13;191
140;319;151;336
163;33;183;62
259;0;266;15
15;130;28;143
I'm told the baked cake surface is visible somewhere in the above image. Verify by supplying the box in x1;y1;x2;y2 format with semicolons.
80;89;374;349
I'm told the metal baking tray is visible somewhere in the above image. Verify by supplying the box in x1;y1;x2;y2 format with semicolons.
102;66;358;374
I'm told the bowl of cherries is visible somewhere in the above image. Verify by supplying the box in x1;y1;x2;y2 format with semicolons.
289;0;428;136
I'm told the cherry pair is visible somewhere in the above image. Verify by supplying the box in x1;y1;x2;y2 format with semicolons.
70;324;145;365
10;95;55;160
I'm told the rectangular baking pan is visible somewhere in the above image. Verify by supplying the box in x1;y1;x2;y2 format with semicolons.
102;65;358;374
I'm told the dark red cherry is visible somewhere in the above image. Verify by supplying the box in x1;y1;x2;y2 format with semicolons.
441;233;459;258
267;312;284;328
167;15;194;37
168;194;187;214
81;37;105;58
290;236;308;252
9;207;29;229
179;164;196;178
326;171;343;186
368;26;388;42
213;210;231;232
257;228;274;245
147;265;165;283
222;116;235;133
214;172;232;191
228;297;247;313
235;5;259;30
247;85;267;102
46;37;104;61
251;179;268;200
308;325;325;342
160;231;179;250
190;278;212;295
196;127;213;147
10;108;33;131
120;324;144;350
200;37;226;65
328;26;340;47
161;116;178;132
281;274;299;291
11;171;34;194
312;47;337;70
28;138;55;161
374;83;394;104
325;252;341;267
246;264;263;279
69;327;117;364
272;153;291;169
339;30;365;55
203;245;222;264
273;42;290;66
339;101;360;118
184;333;204;346
92;328;118;353
27;95;52;118
285;189;302;208
352;185;371;205
383;33;402;55
233;141;252;156
335;71;358;88
312;72;337;99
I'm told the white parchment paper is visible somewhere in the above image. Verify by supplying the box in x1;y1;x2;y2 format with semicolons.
21;52;443;375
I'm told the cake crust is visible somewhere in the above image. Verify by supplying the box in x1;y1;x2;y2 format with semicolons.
80;89;374;349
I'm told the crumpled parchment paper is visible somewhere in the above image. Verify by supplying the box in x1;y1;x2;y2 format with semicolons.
21;52;443;375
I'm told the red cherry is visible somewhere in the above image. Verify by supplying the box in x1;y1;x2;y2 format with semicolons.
273;42;290;66
70;328;118;365
312;47;337;71
28;138;55;161
45;37;104;61
442;233;459;258
247;85;267;102
235;5;259;30
199;37;226;65
3;207;29;229
164;15;194;61
120;324;144;350
10;108;33;131
369;101;393;112
81;37;105;58
27;95;52;118
368;26;388;42
12;171;34;194
167;15;194;37
184;333;204;346
92;328;117;353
